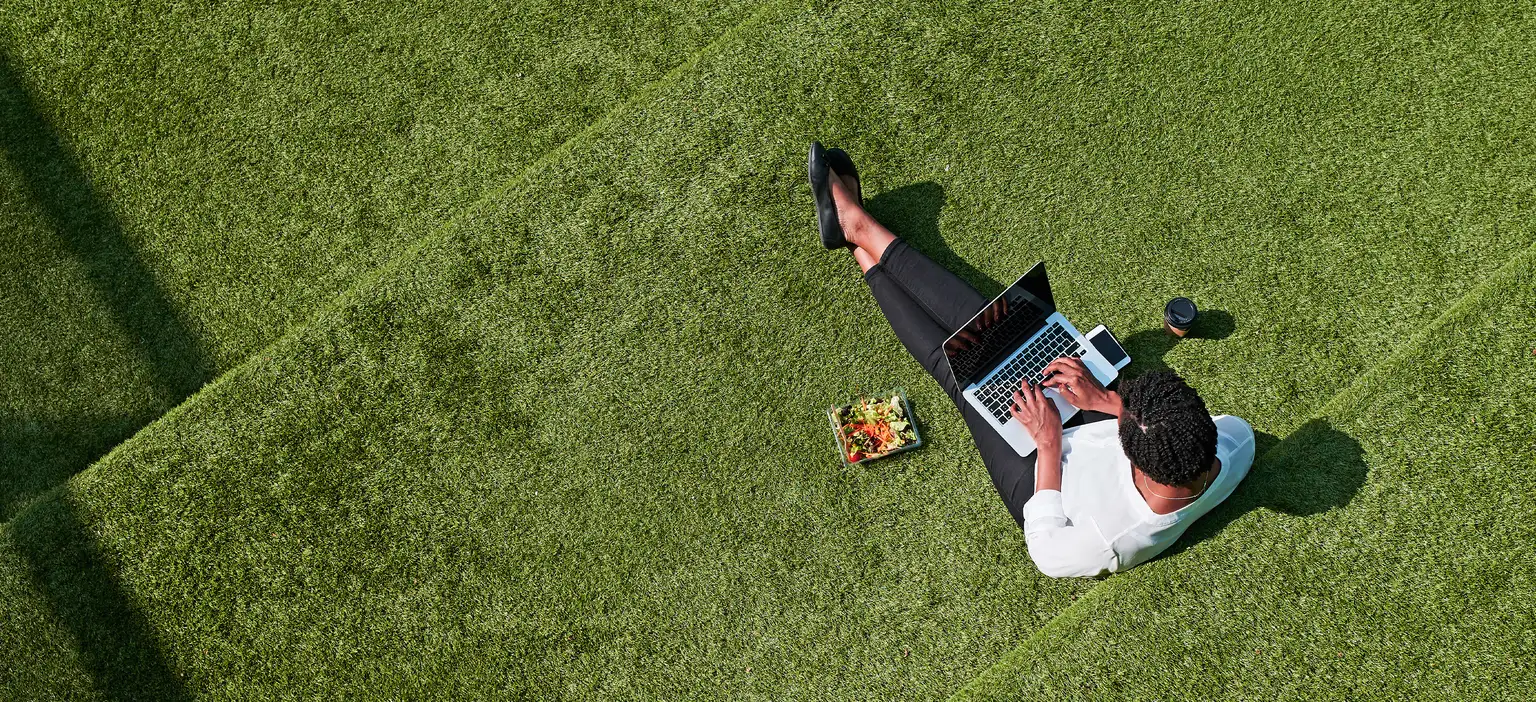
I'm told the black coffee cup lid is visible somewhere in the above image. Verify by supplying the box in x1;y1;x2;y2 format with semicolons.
1165;297;1198;327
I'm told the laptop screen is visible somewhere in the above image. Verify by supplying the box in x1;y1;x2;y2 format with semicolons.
943;262;1056;387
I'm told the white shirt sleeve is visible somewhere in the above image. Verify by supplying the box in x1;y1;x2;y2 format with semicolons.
1021;490;1117;578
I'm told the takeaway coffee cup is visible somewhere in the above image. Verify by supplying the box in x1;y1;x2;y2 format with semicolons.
1164;297;1198;337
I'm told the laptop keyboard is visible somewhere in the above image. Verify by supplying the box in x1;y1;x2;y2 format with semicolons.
974;323;1085;424
947;298;1044;381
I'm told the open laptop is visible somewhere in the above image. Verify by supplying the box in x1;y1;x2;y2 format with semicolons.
943;262;1132;456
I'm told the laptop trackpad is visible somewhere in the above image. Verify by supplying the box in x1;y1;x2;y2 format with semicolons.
1044;387;1079;421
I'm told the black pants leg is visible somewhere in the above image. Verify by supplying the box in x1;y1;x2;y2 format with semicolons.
863;239;1114;529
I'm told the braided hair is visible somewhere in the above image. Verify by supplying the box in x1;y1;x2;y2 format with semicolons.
1117;371;1217;487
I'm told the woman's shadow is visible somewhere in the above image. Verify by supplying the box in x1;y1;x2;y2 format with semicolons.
866;181;1367;557
1112;303;1367;559
866;181;1006;297
1115;319;1368;559
1156;418;1368;560
1108;319;1367;559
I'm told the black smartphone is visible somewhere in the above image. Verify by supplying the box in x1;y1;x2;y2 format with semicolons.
1086;325;1130;370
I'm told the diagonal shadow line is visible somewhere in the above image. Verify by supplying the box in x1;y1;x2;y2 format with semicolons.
0;5;784;695
0;50;214;402
1;50;194;701
8;491;192;701
1;0;781;514
3;0;789;508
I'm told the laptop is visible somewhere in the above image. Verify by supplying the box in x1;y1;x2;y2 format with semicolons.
942;262;1132;456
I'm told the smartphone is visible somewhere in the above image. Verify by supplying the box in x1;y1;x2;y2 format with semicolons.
1086;325;1131;371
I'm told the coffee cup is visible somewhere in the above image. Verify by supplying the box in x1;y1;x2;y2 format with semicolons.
1164;297;1198;337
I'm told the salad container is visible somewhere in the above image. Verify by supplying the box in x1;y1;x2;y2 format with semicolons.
827;387;924;467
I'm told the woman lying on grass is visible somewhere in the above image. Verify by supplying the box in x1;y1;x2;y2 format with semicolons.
809;143;1256;577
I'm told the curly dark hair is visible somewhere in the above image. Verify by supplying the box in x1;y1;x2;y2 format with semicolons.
1118;371;1217;487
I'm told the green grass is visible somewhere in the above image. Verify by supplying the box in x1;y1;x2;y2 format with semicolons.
0;0;758;520
956;246;1536;700
2;0;1534;698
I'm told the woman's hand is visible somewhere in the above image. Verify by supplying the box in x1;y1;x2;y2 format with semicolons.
1042;357;1122;417
1010;380;1062;453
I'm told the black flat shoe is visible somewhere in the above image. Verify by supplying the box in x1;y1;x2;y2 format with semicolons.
808;141;847;250
826;147;862;206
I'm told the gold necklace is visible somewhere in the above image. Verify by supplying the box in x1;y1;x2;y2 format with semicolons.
1137;470;1209;501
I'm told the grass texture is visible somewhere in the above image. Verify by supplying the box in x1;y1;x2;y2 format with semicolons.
955;246;1536;700
2;0;1534;698
0;0;757;520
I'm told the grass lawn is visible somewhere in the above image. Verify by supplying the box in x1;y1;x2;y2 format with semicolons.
956;247;1536;700
2;0;1534;698
0;0;757;521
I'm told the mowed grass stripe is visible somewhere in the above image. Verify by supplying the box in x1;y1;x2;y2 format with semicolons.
0;0;760;520
32;0;787;511
4;0;1535;698
1299;240;1536;431
953;247;1536;700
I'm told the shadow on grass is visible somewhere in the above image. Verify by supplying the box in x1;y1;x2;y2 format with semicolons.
0;417;152;523
1121;309;1235;376
1;48;214;516
1160;419;1367;560
1109;316;1365;560
866;181;1005;298
8;497;191;700
1;49;196;700
0;55;212;403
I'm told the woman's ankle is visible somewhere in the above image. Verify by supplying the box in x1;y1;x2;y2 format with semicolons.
829;180;866;240
839;215;864;248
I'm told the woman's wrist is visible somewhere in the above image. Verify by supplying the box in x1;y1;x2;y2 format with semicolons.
1098;391;1124;417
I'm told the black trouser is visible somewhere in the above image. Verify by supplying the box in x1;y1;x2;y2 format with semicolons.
863;239;1114;530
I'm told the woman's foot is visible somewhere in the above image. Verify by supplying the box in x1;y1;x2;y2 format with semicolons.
827;147;862;204
808;142;849;249
810;142;898;261
827;148;862;250
831;169;897;262
828;170;864;247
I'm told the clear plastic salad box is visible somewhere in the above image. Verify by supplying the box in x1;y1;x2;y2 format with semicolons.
827;387;924;467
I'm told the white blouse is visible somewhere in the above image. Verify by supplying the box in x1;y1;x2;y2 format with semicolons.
1021;415;1256;578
